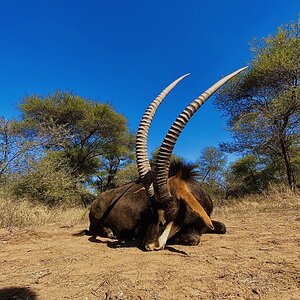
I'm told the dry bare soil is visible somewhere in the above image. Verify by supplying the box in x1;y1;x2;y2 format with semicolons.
0;206;299;299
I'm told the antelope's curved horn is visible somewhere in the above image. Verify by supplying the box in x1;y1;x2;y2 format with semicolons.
136;73;190;197
154;66;248;203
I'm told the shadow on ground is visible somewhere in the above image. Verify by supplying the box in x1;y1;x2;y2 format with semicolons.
88;236;190;255
0;287;37;300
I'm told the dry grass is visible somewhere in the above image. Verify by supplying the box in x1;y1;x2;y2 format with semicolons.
0;191;88;229
1;185;299;229
217;184;300;215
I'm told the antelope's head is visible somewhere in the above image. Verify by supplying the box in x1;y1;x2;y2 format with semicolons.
135;67;248;251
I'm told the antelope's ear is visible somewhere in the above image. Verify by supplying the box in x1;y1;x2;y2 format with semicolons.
171;177;214;230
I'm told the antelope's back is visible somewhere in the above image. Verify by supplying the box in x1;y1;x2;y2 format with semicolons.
90;182;151;238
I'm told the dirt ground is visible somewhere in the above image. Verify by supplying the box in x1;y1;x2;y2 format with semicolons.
0;208;299;300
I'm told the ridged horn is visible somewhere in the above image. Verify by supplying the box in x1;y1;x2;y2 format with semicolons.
135;73;190;197
154;66;248;202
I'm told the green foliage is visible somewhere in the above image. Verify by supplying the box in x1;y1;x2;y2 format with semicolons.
115;163;139;187
225;153;295;198
225;155;263;197
10;154;89;206
195;147;227;199
215;17;300;190
17;91;135;191
0;117;40;179
1;91;135;206
196;147;227;184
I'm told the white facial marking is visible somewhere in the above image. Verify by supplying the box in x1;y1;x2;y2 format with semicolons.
158;222;173;249
168;223;180;240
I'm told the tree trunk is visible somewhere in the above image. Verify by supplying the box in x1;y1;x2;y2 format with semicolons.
279;136;296;191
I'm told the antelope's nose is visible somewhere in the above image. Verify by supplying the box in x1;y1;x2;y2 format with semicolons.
144;243;164;251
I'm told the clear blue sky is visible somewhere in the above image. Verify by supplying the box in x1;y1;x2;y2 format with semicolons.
0;0;299;161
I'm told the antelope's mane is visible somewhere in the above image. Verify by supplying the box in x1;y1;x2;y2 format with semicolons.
168;159;199;180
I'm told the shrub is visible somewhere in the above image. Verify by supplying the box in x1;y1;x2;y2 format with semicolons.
9;155;92;207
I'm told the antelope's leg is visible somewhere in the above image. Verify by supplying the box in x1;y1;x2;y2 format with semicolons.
167;225;201;246
204;220;226;234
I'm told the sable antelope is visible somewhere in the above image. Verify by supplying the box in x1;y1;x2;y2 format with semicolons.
86;67;247;250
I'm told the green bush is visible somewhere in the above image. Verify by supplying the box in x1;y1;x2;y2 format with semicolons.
10;155;92;207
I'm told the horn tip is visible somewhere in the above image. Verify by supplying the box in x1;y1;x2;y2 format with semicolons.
181;73;191;79
240;66;249;72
